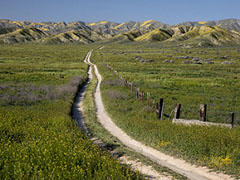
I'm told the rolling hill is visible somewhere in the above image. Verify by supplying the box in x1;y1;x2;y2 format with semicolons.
169;25;240;45
0;27;47;44
41;29;112;44
100;31;143;43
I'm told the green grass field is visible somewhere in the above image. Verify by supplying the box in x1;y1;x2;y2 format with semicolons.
2;42;240;178
97;43;240;122
0;45;141;179
93;43;240;177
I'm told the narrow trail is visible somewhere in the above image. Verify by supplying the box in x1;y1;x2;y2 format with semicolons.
72;51;93;134
85;50;234;180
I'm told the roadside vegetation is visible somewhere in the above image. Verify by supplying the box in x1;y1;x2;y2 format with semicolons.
95;43;240;177
0;45;140;179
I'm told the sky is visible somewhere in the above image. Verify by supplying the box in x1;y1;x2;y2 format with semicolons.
0;0;240;25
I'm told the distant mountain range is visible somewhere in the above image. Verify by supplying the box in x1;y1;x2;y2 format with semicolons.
0;18;240;46
177;19;240;32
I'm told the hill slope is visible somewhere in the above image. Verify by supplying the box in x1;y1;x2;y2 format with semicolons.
41;29;111;44
0;19;92;34
101;31;143;43
131;25;240;46
0;27;47;44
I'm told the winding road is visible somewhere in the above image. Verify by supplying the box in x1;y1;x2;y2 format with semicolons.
77;50;234;180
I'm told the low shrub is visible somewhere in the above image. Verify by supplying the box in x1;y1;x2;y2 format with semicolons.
105;90;129;100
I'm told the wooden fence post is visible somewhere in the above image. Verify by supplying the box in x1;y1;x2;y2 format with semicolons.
124;80;127;87
135;88;139;99
142;92;144;101
200;104;207;122
147;92;150;106
158;98;164;120
121;77;124;85
231;112;235;128
152;100;155;109
174;104;181;119
139;90;142;100
156;103;159;116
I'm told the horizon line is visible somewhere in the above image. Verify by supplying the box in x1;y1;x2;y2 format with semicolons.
0;17;239;25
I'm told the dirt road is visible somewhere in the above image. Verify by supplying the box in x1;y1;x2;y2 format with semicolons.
84;50;233;180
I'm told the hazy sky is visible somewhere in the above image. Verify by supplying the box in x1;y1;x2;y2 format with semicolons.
0;0;239;24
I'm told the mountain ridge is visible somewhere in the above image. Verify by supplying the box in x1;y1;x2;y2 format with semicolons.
1;18;240;33
1;19;240;46
177;18;240;32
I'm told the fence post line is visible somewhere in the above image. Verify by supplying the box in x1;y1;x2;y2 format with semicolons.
200;104;207;122
174;104;181;119
231;112;235;128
